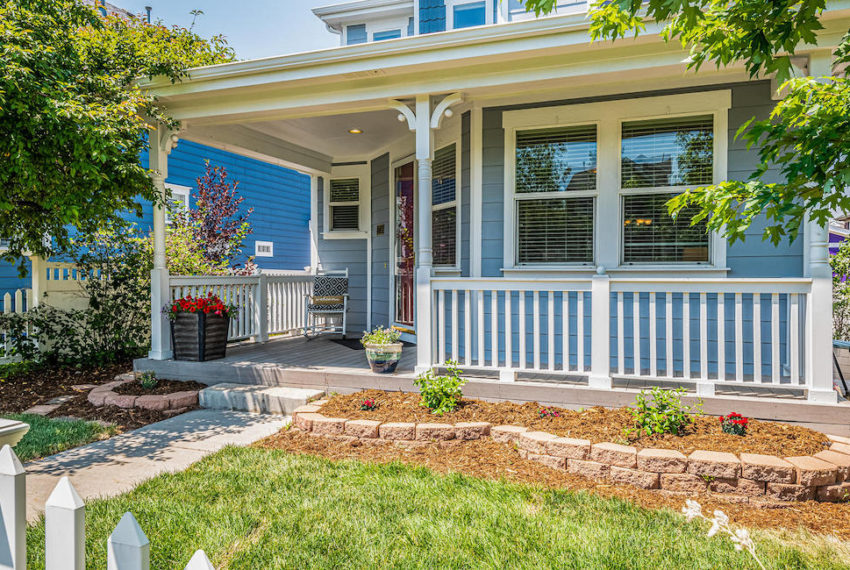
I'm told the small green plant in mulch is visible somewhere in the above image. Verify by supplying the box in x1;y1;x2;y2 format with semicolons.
625;386;702;437
720;412;749;436
138;370;158;390
414;361;466;416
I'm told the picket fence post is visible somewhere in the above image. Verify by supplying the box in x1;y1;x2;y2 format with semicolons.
107;513;149;570
45;477;85;570
184;550;215;570
0;446;25;570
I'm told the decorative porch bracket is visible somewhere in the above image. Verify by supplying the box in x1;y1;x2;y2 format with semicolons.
148;124;180;361
390;93;464;374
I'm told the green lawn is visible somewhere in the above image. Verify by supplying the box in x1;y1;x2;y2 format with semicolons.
2;414;117;462
24;446;848;569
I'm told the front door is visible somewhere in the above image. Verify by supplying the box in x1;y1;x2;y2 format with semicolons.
393;160;415;332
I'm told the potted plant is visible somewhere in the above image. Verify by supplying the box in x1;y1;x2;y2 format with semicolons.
164;293;236;362
361;326;403;373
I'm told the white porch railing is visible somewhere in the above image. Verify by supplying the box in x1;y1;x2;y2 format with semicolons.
0;444;214;570
431;275;826;396
169;272;313;342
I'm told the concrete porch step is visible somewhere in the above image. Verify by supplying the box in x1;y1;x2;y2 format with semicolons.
199;384;325;415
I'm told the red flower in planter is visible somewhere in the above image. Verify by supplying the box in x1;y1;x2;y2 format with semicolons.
164;293;237;321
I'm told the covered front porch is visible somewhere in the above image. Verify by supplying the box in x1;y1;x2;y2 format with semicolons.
140;10;849;407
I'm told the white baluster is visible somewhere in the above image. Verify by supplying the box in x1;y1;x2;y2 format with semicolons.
735;293;743;382
532;291;540;370
491;291;498;368
547;292;555;372
771;293;780;384
649;292;657;377
451;290;459;362
477;291;485;367
665;293;673;377
464;291;471;366
753;293;762;383
682;293;690;380
617;292;624;376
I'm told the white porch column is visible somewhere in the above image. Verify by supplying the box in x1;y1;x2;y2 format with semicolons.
148;126;177;361
415;95;434;373
807;220;837;402
804;49;837;402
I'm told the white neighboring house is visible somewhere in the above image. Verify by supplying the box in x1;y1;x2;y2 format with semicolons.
137;0;850;406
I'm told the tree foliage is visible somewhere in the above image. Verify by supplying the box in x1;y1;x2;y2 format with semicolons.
522;0;850;243
0;0;234;270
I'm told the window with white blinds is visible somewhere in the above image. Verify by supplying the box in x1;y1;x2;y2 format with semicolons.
621;116;713;188
514;125;597;265
432;144;458;266
329;178;360;231
620;115;713;264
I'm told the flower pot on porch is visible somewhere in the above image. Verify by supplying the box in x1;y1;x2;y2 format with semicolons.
170;312;230;362
364;342;403;374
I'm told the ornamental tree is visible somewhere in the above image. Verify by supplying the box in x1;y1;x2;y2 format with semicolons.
0;0;234;271
522;0;850;244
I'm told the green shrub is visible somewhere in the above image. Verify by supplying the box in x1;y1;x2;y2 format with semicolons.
626;386;702;437
413;361;466;416
138;370;158;390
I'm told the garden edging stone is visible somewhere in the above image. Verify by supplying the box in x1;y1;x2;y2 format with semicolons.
292;401;845;504
87;375;200;412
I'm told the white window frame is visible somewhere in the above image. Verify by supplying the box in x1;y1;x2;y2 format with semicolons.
446;0;493;30
502;90;731;273
164;183;191;225
323;165;370;239
255;240;274;258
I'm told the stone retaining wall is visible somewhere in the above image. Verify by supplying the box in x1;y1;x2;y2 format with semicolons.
293;401;850;504
87;374;199;412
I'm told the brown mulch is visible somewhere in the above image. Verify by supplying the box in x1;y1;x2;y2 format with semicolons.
114;379;207;396
46;394;198;431
257;429;850;541
320;390;830;457
0;360;134;414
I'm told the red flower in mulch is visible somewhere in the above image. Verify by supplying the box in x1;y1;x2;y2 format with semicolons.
720;412;749;436
361;398;377;411
538;407;561;419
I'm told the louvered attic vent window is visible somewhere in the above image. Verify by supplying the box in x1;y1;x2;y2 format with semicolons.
329;178;360;231
621;115;712;263
514;125;597;264
432;144;457;266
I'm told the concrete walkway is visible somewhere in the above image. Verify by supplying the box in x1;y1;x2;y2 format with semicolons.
23;410;288;522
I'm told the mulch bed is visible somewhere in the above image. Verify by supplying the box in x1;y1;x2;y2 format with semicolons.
113;379;207;396
46;395;187;431
257;429;850;541
0;360;133;414
320;390;830;457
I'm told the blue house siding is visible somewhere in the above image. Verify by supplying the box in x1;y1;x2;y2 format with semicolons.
371;154;391;328
460;111;472;277
316;177;369;334
420;0;446;34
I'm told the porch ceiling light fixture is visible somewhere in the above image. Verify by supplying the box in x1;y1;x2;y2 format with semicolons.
348;128;364;134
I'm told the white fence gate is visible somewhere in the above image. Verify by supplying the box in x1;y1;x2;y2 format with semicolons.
0;444;214;570
0;289;33;363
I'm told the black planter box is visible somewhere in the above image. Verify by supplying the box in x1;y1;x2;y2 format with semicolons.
170;313;229;362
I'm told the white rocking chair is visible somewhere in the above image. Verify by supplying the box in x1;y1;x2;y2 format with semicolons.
303;269;349;339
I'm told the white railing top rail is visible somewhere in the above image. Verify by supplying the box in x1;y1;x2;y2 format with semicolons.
170;272;314;286
609;277;812;295
431;277;593;291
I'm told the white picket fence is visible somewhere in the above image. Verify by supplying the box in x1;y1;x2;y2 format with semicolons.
0;289;33;363
169;271;314;342
0;445;214;570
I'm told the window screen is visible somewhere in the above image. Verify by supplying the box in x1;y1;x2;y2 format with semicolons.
622;193;709;263
621;116;713;188
516;125;597;194
517;197;594;264
346;24;367;45
432;144;457;265
330;178;360;231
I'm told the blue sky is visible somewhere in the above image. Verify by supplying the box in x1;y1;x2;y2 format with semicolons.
117;0;340;60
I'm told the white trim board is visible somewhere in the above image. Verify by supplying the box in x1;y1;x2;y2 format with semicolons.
501;90;731;273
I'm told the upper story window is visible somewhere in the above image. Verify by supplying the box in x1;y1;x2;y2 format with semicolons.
620;116;713;264
450;0;487;29
165;183;191;225
373;29;402;41
346;24;368;45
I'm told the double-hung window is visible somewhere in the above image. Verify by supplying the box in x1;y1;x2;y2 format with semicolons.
329;178;361;231
164;183;190;225
432;144;458;266
513;125;597;265
620;116;713;264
